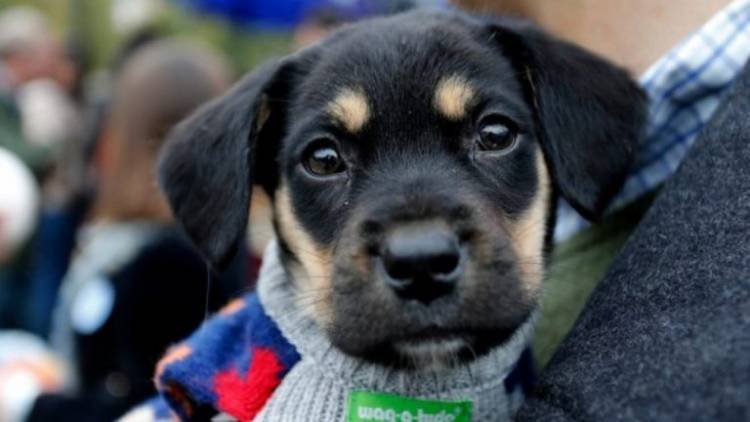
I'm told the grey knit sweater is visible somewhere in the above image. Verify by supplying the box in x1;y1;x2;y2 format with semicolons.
254;241;535;421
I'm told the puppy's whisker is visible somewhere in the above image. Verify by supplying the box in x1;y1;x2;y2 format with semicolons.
465;342;479;366
294;292;329;305
287;246;333;263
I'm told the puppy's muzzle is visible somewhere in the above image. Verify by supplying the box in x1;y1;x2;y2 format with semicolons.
376;223;464;304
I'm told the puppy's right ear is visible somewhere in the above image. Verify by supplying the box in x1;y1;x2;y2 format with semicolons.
158;59;289;268
484;19;647;220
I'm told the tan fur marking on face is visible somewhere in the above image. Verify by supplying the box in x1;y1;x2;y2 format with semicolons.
434;75;475;120
328;87;370;133
275;184;333;325
510;150;551;294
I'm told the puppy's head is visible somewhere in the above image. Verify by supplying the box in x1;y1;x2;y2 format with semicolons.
159;10;645;369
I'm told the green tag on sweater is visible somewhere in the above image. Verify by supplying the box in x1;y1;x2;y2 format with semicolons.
347;391;472;422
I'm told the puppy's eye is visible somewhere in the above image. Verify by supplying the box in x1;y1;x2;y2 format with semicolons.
477;116;518;153
303;142;346;176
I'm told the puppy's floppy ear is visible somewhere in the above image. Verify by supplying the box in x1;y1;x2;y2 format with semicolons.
488;20;647;219
158;59;289;268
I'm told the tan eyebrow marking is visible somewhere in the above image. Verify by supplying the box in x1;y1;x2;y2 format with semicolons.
327;87;370;133
434;75;475;120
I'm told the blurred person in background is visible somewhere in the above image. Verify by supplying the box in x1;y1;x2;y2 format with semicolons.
454;0;750;420
0;6;67;176
0;38;246;422
21;26;166;338
0;5;87;334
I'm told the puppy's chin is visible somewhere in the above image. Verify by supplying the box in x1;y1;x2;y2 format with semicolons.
347;338;470;372
345;325;525;371
393;337;468;372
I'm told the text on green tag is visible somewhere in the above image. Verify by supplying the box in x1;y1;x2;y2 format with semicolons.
347;391;472;422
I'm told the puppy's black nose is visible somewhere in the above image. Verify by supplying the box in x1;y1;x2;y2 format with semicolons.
381;225;461;304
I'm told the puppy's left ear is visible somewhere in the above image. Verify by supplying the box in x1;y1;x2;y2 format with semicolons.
488;20;647;220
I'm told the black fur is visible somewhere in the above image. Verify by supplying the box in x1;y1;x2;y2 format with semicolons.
487;18;646;218
157;59;293;267
158;9;646;365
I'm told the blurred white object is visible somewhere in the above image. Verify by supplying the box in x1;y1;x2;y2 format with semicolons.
17;79;80;149
0;147;39;262
70;276;115;335
0;6;50;56
0;331;66;422
111;0;163;35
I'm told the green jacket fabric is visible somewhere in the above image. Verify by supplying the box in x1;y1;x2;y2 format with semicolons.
533;194;654;368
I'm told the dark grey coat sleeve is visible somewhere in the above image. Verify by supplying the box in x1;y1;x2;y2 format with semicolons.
517;60;750;422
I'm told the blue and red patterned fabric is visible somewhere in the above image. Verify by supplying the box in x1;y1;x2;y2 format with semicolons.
146;293;300;421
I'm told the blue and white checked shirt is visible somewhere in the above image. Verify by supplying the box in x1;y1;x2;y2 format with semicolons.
555;0;750;241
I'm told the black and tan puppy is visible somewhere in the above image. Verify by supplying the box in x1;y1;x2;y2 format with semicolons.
159;9;645;370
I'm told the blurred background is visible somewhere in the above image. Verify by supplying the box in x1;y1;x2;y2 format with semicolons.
0;1;447;421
